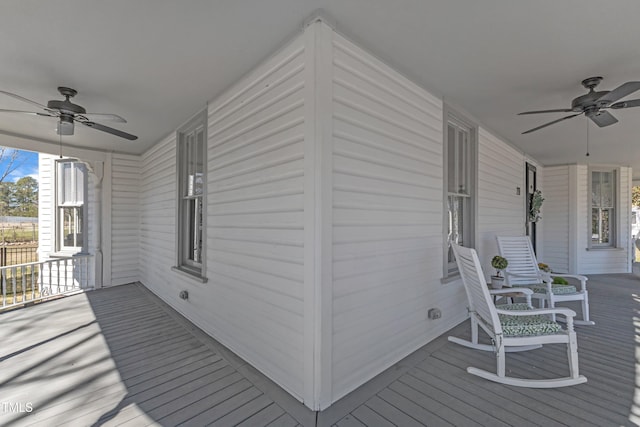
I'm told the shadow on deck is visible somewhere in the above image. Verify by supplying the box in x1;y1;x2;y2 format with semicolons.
0;275;639;426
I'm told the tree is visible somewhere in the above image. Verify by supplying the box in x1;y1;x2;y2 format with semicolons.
0;148;38;217
633;186;640;208
11;176;38;217
0;148;21;183
0;183;11;216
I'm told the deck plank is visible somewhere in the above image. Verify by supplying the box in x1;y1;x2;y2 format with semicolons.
351;405;396;427
334;414;367;427
236;402;286;427
266;413;302;427
363;395;424;427
210;394;275;426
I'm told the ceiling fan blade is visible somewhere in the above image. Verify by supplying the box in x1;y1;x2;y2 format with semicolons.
0;108;56;117
522;113;583;134
588;110;618;127
78;113;127;123
79;120;137;140
596;81;640;105
518;109;574;115
0;90;51;111
610;99;640;109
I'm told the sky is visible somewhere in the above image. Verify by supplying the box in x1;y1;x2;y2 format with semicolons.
0;148;38;183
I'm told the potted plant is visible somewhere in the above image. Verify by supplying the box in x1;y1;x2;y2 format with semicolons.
537;262;551;272
490;255;508;289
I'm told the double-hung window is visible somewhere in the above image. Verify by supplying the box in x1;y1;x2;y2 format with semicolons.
56;160;87;253
176;111;207;279
590;168;616;248
444;113;476;277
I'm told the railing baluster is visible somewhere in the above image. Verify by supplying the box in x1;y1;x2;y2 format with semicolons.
1;270;5;308
39;262;43;298
56;259;60;295
64;258;69;292
72;258;76;290
11;267;16;304
21;265;26;302
30;265;35;301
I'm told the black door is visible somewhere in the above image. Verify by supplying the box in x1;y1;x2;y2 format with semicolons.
526;163;537;252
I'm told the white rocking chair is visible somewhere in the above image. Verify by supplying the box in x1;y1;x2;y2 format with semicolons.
448;243;587;388
496;236;594;325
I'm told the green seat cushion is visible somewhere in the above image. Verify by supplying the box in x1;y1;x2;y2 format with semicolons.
531;284;577;295
498;311;562;337
496;303;531;311
514;284;577;295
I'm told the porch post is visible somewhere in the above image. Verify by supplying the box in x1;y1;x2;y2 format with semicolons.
91;160;104;288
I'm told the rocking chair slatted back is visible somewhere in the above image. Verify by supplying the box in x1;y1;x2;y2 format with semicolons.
496;236;543;286
452;244;502;336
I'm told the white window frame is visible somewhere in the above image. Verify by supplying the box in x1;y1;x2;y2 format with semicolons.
55;159;88;254
174;110;207;280
588;167;617;249
443;109;477;280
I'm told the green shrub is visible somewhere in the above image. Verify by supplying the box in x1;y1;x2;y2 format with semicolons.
552;276;569;285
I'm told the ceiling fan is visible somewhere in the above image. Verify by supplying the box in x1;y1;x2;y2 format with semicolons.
0;86;137;140
519;77;640;134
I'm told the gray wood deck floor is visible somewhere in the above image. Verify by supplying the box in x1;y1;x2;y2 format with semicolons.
1;275;639;426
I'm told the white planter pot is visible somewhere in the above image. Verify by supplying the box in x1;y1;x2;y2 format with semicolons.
490;276;504;289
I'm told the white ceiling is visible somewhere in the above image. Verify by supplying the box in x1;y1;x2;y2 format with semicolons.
3;1;640;177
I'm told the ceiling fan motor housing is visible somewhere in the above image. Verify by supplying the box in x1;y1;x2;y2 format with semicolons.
571;91;609;111
47;99;86;115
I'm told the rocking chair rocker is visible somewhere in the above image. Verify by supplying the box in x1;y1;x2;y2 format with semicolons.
448;243;587;388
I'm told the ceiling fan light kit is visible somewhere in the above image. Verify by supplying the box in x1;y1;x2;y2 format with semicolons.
0;86;137;140
519;77;640;134
56;115;74;135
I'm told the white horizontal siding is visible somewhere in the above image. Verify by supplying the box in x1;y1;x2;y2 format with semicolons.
110;153;140;285
330;33;466;403
477;128;526;278
206;36;306;399
139;35;307;402
139;134;176;294
541;166;570;272
38;154;54;260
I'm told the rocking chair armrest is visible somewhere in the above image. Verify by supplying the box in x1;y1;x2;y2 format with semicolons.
504;271;544;282
490;288;533;296
548;273;588;291
495;307;576;317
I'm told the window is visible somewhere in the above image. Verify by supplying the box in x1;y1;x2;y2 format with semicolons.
175;111;207;278
444;113;476;277
590;168;616;247
56;160;87;252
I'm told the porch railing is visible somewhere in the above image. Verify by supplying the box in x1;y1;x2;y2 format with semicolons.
0;255;94;311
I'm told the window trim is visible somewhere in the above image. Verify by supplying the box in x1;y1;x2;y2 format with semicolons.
54;159;88;255
174;110;208;281
588;166;618;249
442;107;477;281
